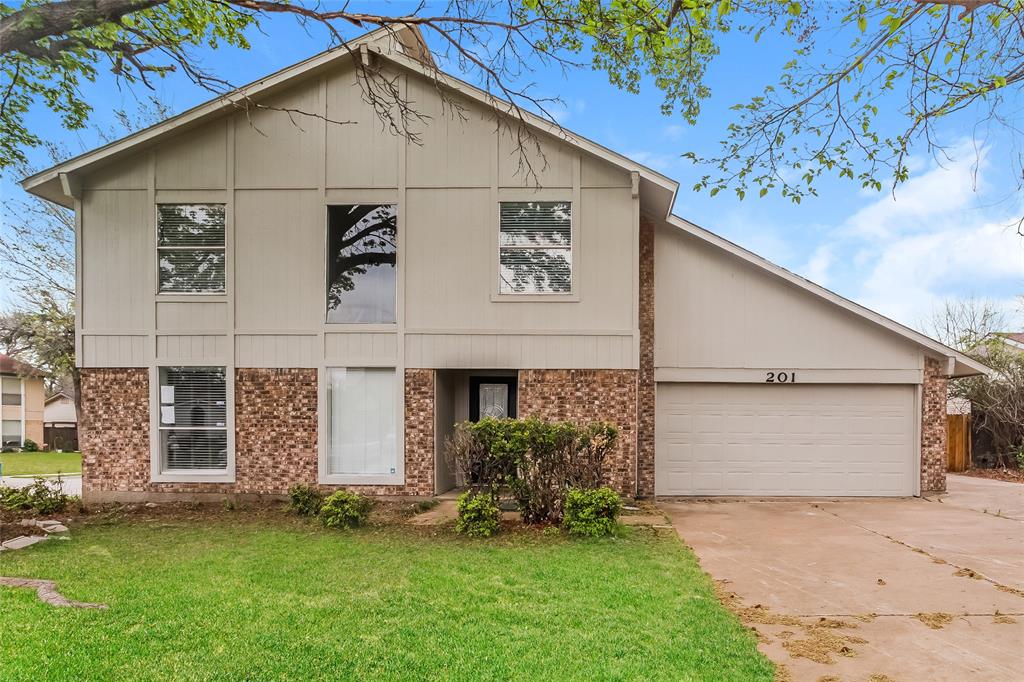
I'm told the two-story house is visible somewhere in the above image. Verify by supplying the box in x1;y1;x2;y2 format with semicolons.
22;26;986;502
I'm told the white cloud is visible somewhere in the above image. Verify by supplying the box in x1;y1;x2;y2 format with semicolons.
802;143;1024;329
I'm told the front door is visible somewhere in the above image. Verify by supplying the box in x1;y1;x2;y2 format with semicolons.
469;376;517;421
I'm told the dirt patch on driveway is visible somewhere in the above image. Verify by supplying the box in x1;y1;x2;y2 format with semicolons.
662;478;1024;681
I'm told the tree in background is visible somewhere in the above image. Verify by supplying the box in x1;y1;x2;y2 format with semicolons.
1;0;1022;208
0;99;170;415
929;297;1024;468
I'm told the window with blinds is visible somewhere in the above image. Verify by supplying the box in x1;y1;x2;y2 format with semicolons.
157;204;226;293
499;201;572;294
158;367;228;471
326;368;397;476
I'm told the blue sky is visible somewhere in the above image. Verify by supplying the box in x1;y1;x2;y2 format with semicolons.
3;4;1022;331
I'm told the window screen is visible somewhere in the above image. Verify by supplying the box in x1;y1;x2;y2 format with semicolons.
158;367;228;471
158;204;226;293
327;205;397;323
499;201;572;294
326;368;396;476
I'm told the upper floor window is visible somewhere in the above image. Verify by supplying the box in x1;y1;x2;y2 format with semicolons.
327;204;397;323
158;204;226;294
499;201;572;294
1;377;21;406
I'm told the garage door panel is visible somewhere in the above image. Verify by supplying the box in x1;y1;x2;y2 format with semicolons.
655;384;915;496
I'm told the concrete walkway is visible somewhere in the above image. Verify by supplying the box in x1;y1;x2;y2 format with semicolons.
0;475;81;496
663;476;1024;681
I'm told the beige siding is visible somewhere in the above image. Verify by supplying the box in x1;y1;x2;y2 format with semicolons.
156;302;227;331
324;333;397;365
234;83;323;190
235;334;318;367
654;225;921;371
155;121;227;189
234;189;323;330
81;335;148;367
406;333;634;369
81;190;151;331
74;60;640;369
325;70;399;188
156;335;229;362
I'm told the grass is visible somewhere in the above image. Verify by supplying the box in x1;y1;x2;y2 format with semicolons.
0;513;773;681
0;451;81;477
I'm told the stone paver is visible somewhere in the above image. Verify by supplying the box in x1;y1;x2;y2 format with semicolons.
662;476;1024;681
1;535;49;550
0;577;107;609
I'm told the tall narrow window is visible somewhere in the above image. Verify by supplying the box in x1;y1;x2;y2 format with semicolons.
1;420;21;447
158;204;226;293
1;377;21;406
326;368;397;476
158;367;228;471
499;201;572;294
326;205;397;323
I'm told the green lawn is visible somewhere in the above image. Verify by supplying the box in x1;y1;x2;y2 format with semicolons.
0;515;772;681
0;451;81;477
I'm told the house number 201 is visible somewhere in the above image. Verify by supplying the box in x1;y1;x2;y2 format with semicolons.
765;371;796;383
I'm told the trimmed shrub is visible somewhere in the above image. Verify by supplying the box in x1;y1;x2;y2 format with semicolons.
319;491;371;529
446;417;620;524
288;483;324;517
562;487;623;537
455;491;501;537
21;439;39;452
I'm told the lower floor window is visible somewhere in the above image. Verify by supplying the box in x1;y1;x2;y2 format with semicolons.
326;367;396;476
2;419;21;447
158;366;228;471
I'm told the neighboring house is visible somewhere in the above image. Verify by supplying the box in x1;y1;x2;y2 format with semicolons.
43;391;79;451
0;353;45;450
21;27;987;502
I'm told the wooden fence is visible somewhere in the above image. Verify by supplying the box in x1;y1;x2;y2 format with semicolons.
946;414;972;472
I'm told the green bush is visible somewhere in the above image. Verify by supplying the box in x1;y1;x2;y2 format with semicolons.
562;487;623;537
21;439;39;452
455;491;501;537
0;477;73;515
445;417;620;524
319;491;371;529
288;483;324;517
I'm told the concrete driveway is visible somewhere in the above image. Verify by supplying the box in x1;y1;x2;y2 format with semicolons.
662;475;1024;681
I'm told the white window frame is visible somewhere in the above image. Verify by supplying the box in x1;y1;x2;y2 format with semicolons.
156;203;227;296
492;191;579;302
323;202;400;327
149;364;235;483
318;365;404;486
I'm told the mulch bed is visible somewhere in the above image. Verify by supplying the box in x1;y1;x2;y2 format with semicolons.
957;468;1024;484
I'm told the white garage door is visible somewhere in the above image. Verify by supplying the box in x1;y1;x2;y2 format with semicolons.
655;383;916;496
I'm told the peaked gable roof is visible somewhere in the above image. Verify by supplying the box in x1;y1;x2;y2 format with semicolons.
21;25;984;377
21;25;678;213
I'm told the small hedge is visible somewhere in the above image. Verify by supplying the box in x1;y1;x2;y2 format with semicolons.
455;491;501;537
562;487;623;537
288;484;324;517
319;490;371;529
21;439;39;452
0;477;75;515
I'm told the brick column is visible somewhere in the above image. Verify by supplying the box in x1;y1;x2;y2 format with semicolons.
920;358;948;494
637;215;656;497
403;368;436;496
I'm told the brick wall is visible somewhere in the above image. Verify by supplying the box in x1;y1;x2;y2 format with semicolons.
921;357;948;494
80;367;435;500
80;368;151;493
637;215;656;497
518;369;638;496
234;368;318;494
